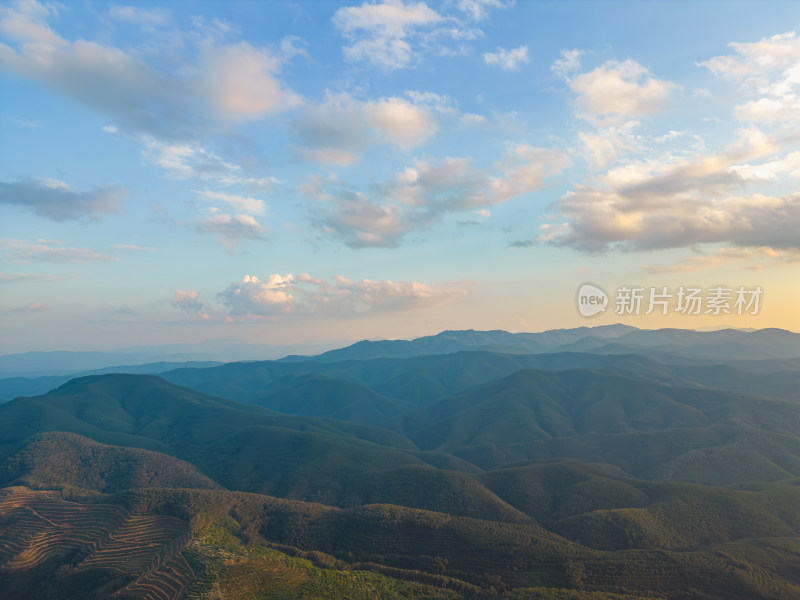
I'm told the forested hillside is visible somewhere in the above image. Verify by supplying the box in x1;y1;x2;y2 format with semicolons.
2;327;799;599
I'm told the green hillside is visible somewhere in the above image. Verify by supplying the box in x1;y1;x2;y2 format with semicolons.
1;431;221;493
162;348;799;421
113;486;800;600
161;349;678;408
251;373;410;426
3;329;800;599
395;369;800;481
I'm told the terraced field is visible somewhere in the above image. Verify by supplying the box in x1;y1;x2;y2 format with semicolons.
0;486;193;600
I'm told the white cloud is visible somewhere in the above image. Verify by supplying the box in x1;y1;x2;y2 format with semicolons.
333;0;442;69
542;187;800;253
404;89;453;109
366;96;437;147
541;128;800;254
198;213;267;246
735;96;800;123
331;0;493;69
0;238;118;263
190;15;237;39
142;139;236;179
201;41;301;121
307;146;567;247
216;274;296;316
578;120;642;169
700;31;800;127
107;5;171;28
483;45;529;71
489;144;569;203
530;31;800;263
0;2;300;138
555;55;681;171
0;35;185;134
193;189;266;215
551;48;583;80
700;31;800;82
392;157;488;208
569;59;675;123
293;92;437;163
213;272;467;317
280;35;310;61
313;186;427;248
459;112;488;127
0;0;64;46
456;0;512;21
555;57;680;172
729;150;800;182
142;137;271;190
0;178;126;221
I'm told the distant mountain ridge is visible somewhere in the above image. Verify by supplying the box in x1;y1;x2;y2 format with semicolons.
0;338;341;378
283;324;638;362
0;360;221;402
559;327;800;360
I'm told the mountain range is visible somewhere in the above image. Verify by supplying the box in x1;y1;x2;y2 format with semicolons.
1;325;799;599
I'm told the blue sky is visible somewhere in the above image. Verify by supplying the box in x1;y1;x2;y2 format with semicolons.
1;0;799;352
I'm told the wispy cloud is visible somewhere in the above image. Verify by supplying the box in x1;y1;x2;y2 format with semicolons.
193;190;266;215
0;178;126;221
142;137;280;193
107;5;171;28
456;0;513;21
0;238;118;263
483;45;529;71
15;302;49;313
551;48;583;80
0;271;61;284
641;246;800;274
113;244;157;252
9;115;41;128
305;145;566;247
197;213;267;246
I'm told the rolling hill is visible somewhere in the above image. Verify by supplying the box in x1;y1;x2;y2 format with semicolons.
3;326;800;599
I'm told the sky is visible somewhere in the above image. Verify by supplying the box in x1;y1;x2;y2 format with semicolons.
0;0;799;353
